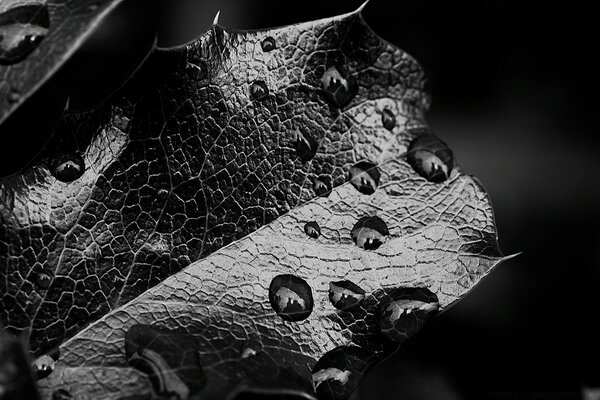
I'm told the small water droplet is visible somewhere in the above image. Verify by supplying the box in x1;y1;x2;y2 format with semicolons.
36;271;52;289
0;4;50;65
351;216;389;250
49;153;85;183
260;36;276;52
52;389;72;400
348;161;380;195
240;340;261;358
157;189;169;200
7;89;20;103
304;221;321;239
377;288;439;342
269;274;313;322
312;346;373;400
250;80;269;101
320;66;357;108
381;108;396;131
186;59;207;81
329;281;366;311
292;129;318;162
312;177;331;197
87;3;100;12
407;133;454;183
33;354;55;380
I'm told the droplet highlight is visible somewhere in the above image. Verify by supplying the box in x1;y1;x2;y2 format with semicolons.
320;66;357;108
351;216;389;250
49;153;85;183
377;288;439;342
304;221;321;239
0;4;50;65
348;161;380;195
260;36;276;52
381;108;396;131
250;80;269;101
329;281;366;311
269;274;313;322
407;133;454;183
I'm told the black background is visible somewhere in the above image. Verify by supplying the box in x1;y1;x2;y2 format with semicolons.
1;1;598;399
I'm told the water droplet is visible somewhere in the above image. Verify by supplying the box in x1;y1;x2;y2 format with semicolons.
250;80;269;101
260;36;276;52
33;354;55;380
348;161;380;195
292;129;318;162
328;281;366;311
269;274;313;322
377;288;439;342
240;340;261;358
36;271;52;289
320;66;357;108
304;221;321;239
351;216;389;250
407;133;454;183
52;389;72;400
312;177;331;197
381;108;396;131
87;3;99;12
186;59;207;81
157;189;169;200
0;4;50;65
7;89;20;103
49;153;85;183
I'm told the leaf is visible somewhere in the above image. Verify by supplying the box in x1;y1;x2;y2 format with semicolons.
0;4;508;399
0;0;124;126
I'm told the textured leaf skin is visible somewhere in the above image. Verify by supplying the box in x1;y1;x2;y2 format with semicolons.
0;6;506;400
0;0;124;126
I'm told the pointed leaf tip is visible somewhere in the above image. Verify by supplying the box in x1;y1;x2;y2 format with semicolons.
213;10;221;26
356;0;370;14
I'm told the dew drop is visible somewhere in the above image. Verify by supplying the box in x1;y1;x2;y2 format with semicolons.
328;281;366;311
320;66;357;108
240;340;261;358
292;129;318;162
381;108;396;131
49;153;85;183
269;274;313;322
157;189;169;200
407;133;454;183
250;80;269;101
186;59;207;81
36;271;52;289
260;36;276;52
0;4;50;65
52;389;72;400
348;161;380;195
377;288;439;342
7;89;20;103
312;177;331;197
304;221;321;239
350;216;389;250
33;354;55;380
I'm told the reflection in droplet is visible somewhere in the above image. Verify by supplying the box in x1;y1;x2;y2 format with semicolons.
320;66;357;108
186;59;207;81
33;354;55;380
260;36;276;52
0;4;50;65
157;189;169;200
250;80;269;101
304;221;321;239
269;274;313;322
329;281;366;311
381;108;396;131
292;129;318;162
36;271;52;289
377;288;439;342
49;153;85;183
348;161;380;195
407;133;454;183
351;216;389;250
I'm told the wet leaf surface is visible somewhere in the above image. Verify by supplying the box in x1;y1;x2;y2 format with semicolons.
0;5;507;400
0;0;125;126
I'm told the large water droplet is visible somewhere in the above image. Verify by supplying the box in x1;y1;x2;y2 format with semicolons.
377;288;439;342
269;274;313;322
33;354;55;380
320;66;357;108
304;221;321;239
348;161;380;195
0;4;50;65
407;133;454;183
329;281;366;311
250;80;269;101
49;153;85;183
292;129;318;162
351;216;389;250
260;36;276;52
312;177;331;197
381;108;396;131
